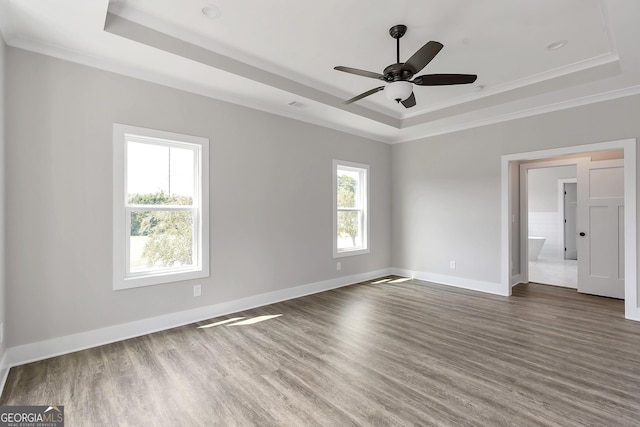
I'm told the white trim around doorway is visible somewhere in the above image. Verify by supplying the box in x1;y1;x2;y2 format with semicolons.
501;139;638;321
519;159;583;285
558;178;578;261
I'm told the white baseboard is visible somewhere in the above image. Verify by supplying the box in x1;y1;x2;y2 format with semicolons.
0;268;391;392
625;306;640;322
510;274;524;287
391;267;508;296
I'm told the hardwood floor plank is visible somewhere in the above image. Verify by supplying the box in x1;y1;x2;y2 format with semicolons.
2;279;640;425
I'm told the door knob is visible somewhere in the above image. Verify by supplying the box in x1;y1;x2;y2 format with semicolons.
578;232;586;237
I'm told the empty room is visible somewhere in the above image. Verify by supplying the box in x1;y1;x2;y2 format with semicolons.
0;0;640;425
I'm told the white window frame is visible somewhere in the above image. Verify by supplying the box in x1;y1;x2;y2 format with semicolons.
113;124;210;290
333;159;370;258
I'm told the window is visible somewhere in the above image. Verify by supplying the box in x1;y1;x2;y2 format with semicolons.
113;124;209;290
333;160;369;257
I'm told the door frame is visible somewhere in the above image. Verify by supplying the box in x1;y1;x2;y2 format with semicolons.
519;159;583;285
501;138;638;321
559;179;578;260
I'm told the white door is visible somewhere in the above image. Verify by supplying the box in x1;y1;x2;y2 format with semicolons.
577;159;624;299
564;183;577;260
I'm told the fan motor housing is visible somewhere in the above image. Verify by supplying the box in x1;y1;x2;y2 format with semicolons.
384;63;415;81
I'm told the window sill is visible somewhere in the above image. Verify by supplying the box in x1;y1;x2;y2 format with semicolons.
114;268;209;290
333;248;370;258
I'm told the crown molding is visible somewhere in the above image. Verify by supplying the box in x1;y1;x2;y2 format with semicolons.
5;13;639;146
392;83;640;144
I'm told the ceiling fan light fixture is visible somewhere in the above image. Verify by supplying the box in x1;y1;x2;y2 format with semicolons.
334;25;477;108
384;81;413;103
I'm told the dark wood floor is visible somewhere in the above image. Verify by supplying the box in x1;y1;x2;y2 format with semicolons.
3;278;640;426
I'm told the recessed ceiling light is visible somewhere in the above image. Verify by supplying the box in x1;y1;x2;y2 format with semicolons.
546;40;568;51
201;4;221;19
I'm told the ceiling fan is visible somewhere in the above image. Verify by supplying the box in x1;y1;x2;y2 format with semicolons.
334;24;477;108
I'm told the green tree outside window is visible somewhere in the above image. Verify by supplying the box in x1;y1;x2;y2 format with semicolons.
129;191;193;267
337;174;359;246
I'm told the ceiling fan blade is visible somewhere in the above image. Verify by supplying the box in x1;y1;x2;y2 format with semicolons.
402;41;443;74
401;92;416;108
334;66;385;80
344;86;385;104
413;74;478;86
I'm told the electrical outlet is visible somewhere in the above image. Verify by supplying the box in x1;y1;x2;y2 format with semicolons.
336;262;341;271
193;284;202;297
449;261;456;270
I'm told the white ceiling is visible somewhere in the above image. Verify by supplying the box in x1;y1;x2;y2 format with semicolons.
1;0;640;143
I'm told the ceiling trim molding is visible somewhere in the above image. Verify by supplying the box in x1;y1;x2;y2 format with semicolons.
104;12;402;129
106;2;621;129
7;35;640;146
104;11;626;139
4;2;638;147
6;37;397;144
402;53;619;121
401;57;621;129
108;1;622;127
108;0;402;118
392;83;640;144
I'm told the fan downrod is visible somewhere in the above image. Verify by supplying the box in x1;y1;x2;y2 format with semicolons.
389;25;407;71
385;24;412;80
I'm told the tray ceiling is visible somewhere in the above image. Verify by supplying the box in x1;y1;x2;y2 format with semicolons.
1;0;639;143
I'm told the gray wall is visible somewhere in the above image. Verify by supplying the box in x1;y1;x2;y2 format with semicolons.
0;36;6;360
528;166;576;212
5;44;640;350
5;48;391;347
391;94;640;287
391;131;503;283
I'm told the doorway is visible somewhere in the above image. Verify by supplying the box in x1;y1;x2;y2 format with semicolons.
500;139;638;321
523;162;578;289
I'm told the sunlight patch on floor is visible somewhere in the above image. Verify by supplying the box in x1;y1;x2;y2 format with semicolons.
198;314;284;329
228;314;283;326
388;277;411;283
197;317;246;329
